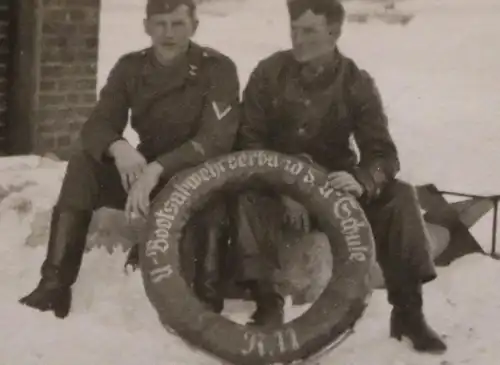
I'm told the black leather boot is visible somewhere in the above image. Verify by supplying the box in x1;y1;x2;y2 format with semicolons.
246;280;284;328
194;221;227;314
124;244;139;272
19;208;92;318
389;284;447;354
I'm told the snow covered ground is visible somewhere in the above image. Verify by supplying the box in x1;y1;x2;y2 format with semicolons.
1;0;500;364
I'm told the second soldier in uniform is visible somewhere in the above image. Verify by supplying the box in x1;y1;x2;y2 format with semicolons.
19;0;239;318
233;0;447;355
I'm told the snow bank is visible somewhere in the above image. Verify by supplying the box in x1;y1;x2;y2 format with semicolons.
1;159;500;365
1;0;500;364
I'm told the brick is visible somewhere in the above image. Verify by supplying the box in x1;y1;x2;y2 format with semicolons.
66;94;79;103
82;9;99;24
67;93;95;105
42;22;78;36
84;37;98;49
40;80;58;92
58;64;77;76
44;9;70;22
78;24;98;35
37;109;58;124
71;118;87;127
77;50;98;62
75;78;95;90
72;106;94;117
43;0;68;7
38;108;75;123
65;36;82;49
41;64;65;78
37;123;59;133
69;121;84;132
64;0;101;7
39;93;67;106
43;35;68;48
38;134;58;149
41;48;76;63
75;63;97;75
82;93;96;103
57;79;74;91
69;130;81;141
56;134;71;147
47;64;97;79
69;9;86;22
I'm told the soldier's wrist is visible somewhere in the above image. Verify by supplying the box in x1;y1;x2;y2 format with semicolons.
148;161;164;177
108;139;129;158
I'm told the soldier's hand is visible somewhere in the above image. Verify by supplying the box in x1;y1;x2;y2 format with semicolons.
125;162;164;222
327;171;364;198
282;195;310;232
109;140;147;192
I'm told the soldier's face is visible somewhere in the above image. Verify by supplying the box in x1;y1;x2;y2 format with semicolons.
144;5;198;57
290;10;340;63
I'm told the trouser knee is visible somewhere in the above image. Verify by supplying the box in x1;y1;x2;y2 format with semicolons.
368;180;437;286
378;180;417;207
56;149;125;211
56;150;99;210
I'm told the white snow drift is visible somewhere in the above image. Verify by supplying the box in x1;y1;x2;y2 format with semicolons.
1;0;499;364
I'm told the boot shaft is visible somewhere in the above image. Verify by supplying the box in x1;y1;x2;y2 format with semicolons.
41;208;92;288
387;281;423;311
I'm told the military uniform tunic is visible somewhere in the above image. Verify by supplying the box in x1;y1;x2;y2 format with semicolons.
80;42;239;179
233;49;437;292
237;49;399;202
56;42;239;212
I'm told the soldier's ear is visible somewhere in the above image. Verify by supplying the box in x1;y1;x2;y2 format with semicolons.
328;22;342;42
191;16;199;35
143;18;152;37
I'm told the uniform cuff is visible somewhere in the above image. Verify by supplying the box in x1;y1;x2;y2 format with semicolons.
353;167;377;202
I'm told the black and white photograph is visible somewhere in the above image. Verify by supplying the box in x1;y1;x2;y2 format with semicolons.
1;0;499;364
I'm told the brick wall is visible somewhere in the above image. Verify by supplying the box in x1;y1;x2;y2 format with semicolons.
0;2;10;155
35;0;100;157
9;0;101;158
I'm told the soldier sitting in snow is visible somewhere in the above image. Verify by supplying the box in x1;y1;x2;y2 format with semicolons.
231;0;447;354
19;0;239;318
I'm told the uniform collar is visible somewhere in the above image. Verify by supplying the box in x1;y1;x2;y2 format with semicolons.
288;47;343;89
142;41;203;81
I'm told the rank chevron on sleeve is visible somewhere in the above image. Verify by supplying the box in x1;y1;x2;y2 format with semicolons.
212;101;232;120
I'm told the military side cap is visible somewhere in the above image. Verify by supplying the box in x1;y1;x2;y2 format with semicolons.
287;0;344;22
146;0;196;17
